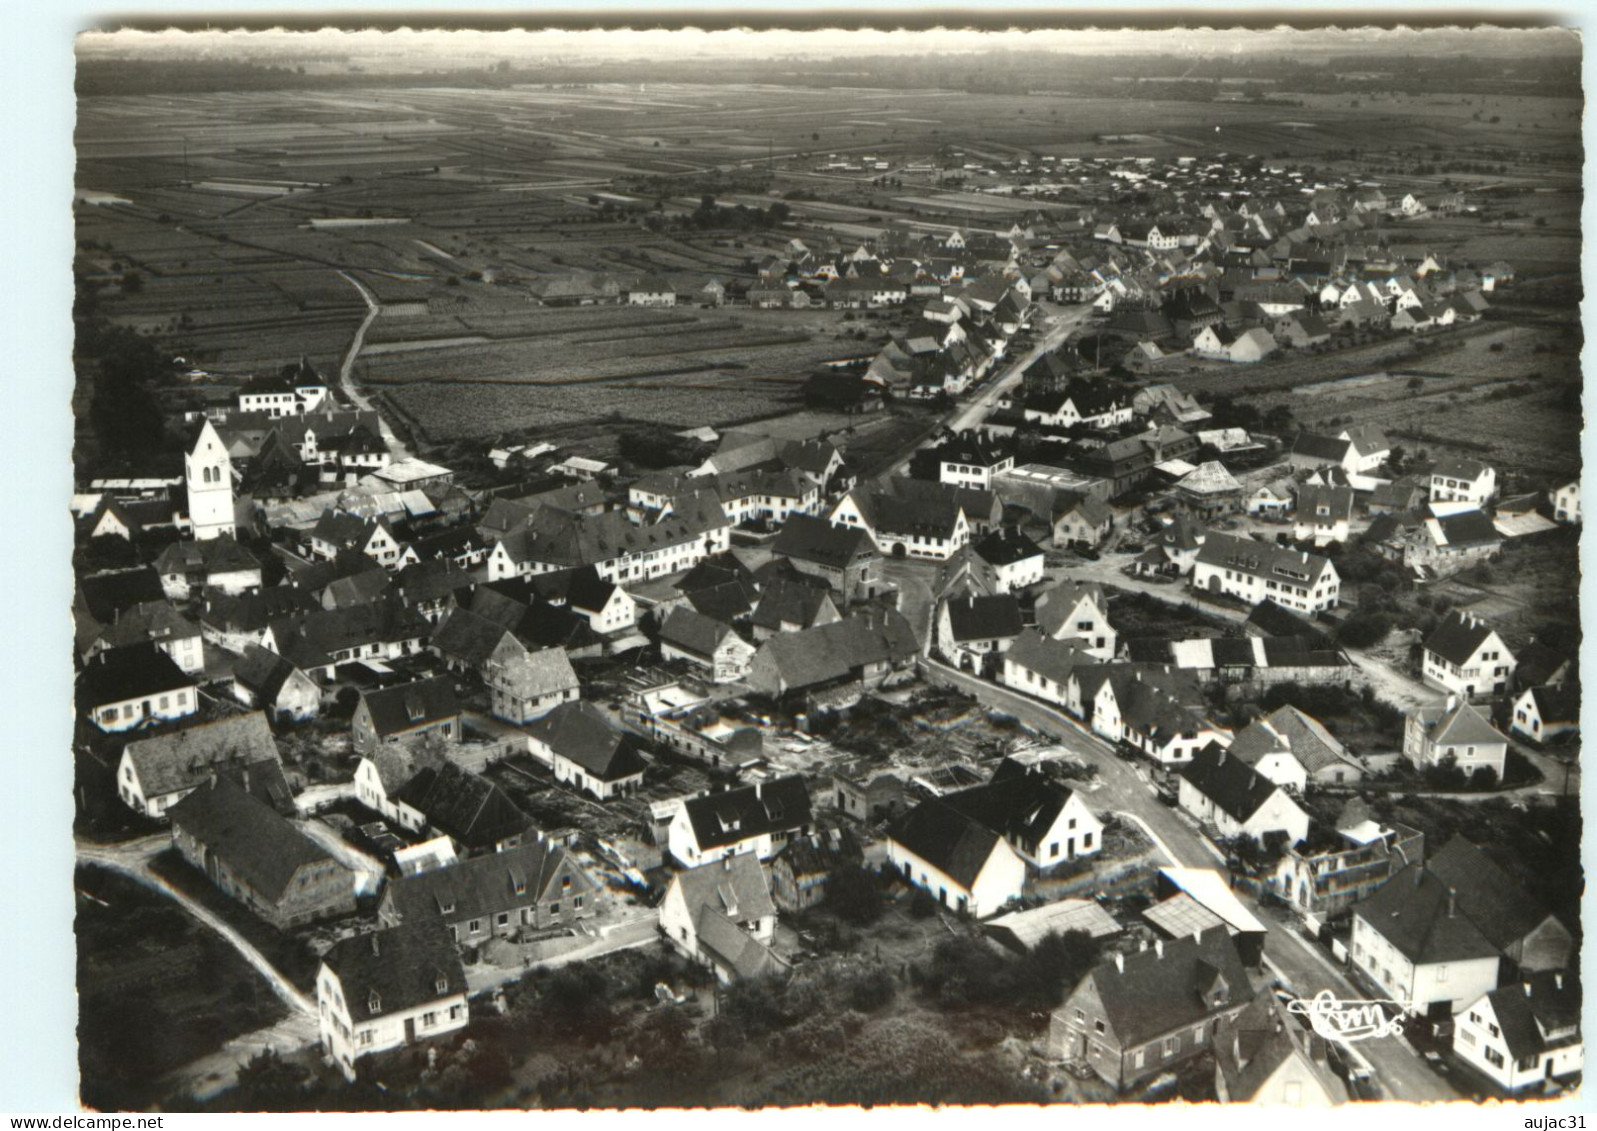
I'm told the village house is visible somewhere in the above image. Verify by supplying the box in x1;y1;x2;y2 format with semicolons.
666;775;814;868
1421;610;1516;698
929;430;1016;490
829;479;975;561
392;761;536;856
937;593;1025;674
231;643;322;722
83;599;205;675
486;638;580;724
1225;705;1364;791
1176;744;1311;846
658;606;757;685
768;829;863;913
1191;534;1340;614
1049;928;1255;1091
117;710;290;819
885;796;1027;918
154;535;263;600
1052;492;1114;548
523;701;648;800
378;835;600;943
1349;864;1504;1019
1430;457;1498;508
745;608;919;701
1292;484;1355;546
1035;581;1116;660
351;676;461;757
1367;508;1502;581
1000;630;1092;711
945;758;1105;870
78;644;198;733
1403;696;1510;780
1452;972;1582;1094
1550;480;1580;525
1213;994;1349;1106
972;527;1046;591
1271;802;1424;917
1510;683;1579;745
168;774;356;930
769;514;881;605
660;853;783;984
750;580;840;642
317;922;469;1082
486;499;732;586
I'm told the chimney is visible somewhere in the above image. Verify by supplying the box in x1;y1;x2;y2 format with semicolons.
371;934;381;957
1524;983;1533;998
1447;886;1458;918
1414;866;1424;888
1555;973;1565;991
723;855;733;872
1154;939;1164;959
1114;953;1125;974
1445;694;1457;714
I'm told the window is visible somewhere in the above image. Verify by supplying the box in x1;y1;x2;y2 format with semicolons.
1132;1049;1145;1069
574;895;584;910
468;919;482;934
1074;1010;1085;1023
496;913;509;927
1484;1047;1505;1068
435;976;449;994
1437;965;1449;983
423;1012;437;1028
1094;1020;1106;1035
1050;842;1060;859
358;1029;374;1047
1083;832;1094;849
449;1005;465;1021
1163;1037;1177;1057
550;902;560;916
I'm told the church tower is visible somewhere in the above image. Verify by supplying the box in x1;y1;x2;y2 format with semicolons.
186;419;235;541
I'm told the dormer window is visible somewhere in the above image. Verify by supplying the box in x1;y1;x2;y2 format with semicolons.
435;976;449;995
367;990;382;1014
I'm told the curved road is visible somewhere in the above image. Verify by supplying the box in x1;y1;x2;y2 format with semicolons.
335;270;413;461
920;657;1456;1103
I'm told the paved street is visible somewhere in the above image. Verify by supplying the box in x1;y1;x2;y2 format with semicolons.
919;659;1457;1102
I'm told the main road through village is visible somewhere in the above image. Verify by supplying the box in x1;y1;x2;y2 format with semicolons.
922;659;1458;1103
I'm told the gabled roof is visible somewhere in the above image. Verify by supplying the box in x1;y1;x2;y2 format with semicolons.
683;776;813;852
754;608;918;691
770;513;876;570
1081;927;1254;1048
1226;705;1356;776
751;580;836;634
77;644;194;708
322;921;466;1021
77;568;166;624
1410;697;1506;748
167;774;339;901
1195;533;1334;589
1005;629;1092;687
493;644;579;701
525;701;648;782
1425;835;1560;954
124;710;288;805
385;836;593;926
974;527;1043;568
1177;744;1289;827
1423;610;1504;666
1432;456;1491;482
431;607;516;669
1481;972;1581;1062
153;535;262;577
1290;432;1352;463
394;762;533;850
1035;581;1106;638
232;644;308;704
1527;683;1580;725
944;594;1025;644
660;606;741;660
888;797;1008;890
1352;859;1501;966
359;676;460;738
90;600;200;654
1214;993;1348;1104
942;759;1083;850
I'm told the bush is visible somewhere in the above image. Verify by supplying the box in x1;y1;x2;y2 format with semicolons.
847;968;897;1013
1337;610;1392;648
907;888;939;919
827;865;886;925
1469;766;1499;790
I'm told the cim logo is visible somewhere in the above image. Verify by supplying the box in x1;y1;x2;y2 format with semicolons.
1285;990;1410;1044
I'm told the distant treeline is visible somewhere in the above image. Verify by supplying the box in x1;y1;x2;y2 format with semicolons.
76;51;1581;99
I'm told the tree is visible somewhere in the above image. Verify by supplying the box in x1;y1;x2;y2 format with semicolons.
826;865;885;925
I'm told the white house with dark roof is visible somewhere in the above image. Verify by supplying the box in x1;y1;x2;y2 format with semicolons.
658;606;756;684
1226;705;1363;790
318;921;469;1081
1430;457;1498;508
660;853;782;984
1000;630;1092;710
78;644;199;734
1510;683;1579;745
117;710;289;819
1191;533;1340;613
351;676;462;757
1035;581;1116;659
1213;993;1349;1106
1403;696;1509;779
1421;610;1515;698
524;701;648;800
1292;484;1354;546
936;593;1025;673
1176;745;1310;845
486;639;579;724
972;527;1045;591
1453;972;1582;1093
885;797;1027;918
667;776;813;868
1550;480;1580;525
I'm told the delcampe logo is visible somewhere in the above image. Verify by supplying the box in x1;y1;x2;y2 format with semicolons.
1285;989;1410;1044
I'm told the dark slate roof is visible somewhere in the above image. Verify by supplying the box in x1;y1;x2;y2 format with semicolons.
1423;610;1500;667
385;837;595;926
943;759;1080;851
1515;642;1573;690
683;776;813;852
359;676;460;738
1290;432;1352;463
944;594;1025;644
431;607;513;668
1244;600;1329;645
770;513;875;570
77;568;166;624
888;797;1007;890
773;828;863;880
394;762;534;850
755;608;919;691
1352;860;1500;966
1424;835;1560;954
524;701;648;782
1213;993;1348;1104
686;579;757;623
153;535;262;577
77;644;193;708
751;580;835;634
321;921;467;1021
1436;509;1501;548
1529;683;1580;724
1177;744;1285;826
1484;972;1582;1062
974;527;1043;568
167;775;340;901
660;606;737;659
1084;927;1254;1048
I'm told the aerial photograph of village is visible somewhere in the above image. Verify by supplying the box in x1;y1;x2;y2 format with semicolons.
66;15;1585;1113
